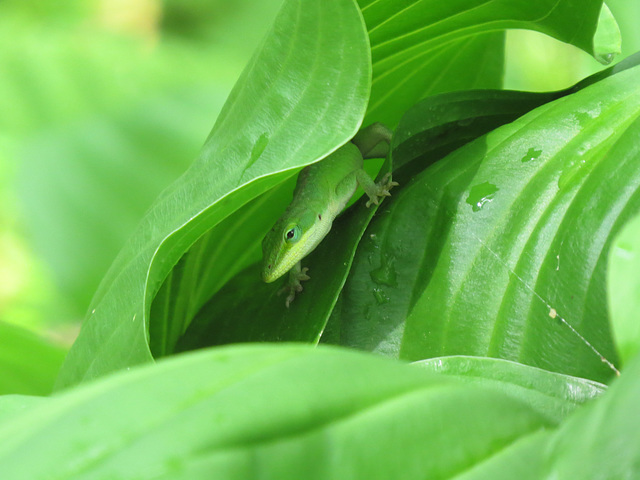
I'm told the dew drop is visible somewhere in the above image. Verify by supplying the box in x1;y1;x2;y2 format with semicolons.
596;52;615;65
465;182;499;212
521;147;542;163
370;254;397;287
372;287;390;305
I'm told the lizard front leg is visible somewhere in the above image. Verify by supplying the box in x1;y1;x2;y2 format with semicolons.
355;170;399;208
278;261;310;308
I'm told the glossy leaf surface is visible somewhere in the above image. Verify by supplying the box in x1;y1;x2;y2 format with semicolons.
165;1;621;360
326;64;640;383
359;0;614;126
544;349;640;479
416;355;605;423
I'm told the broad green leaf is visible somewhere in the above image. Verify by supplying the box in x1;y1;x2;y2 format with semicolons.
391;90;557;177
453;430;551;480
55;0;371;389
359;0;612;126
416;356;605;423
0;322;66;395
607;213;640;365
149;180;295;356
0;345;554;479
0;395;47;425
544;348;640;479
326;63;640;383
390;51;640;179
175;43;640;365
364;30;506;127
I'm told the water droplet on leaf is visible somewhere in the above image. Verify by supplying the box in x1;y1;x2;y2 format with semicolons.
372;287;390;304
521;147;542;163
370;254;397;287
466;182;499;212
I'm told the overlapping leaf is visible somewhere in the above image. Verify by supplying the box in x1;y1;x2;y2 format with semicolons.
538;211;640;477
3;1;640;478
543;348;640;478
0;396;47;425
56;0;627;388
607;213;640;365
358;0;617;126
326;63;640;383
0;345;564;480
416;356;605;423
55;0;371;388
148;1;621;360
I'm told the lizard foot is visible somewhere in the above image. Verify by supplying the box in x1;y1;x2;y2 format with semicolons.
365;173;399;208
278;267;310;308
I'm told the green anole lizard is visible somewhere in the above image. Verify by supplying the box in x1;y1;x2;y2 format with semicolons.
261;122;398;307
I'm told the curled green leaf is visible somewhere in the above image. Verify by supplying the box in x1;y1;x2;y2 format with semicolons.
56;0;371;389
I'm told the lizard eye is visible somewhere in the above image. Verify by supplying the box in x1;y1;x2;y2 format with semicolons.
284;225;301;243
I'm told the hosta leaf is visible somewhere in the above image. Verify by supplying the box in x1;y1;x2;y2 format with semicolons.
390;51;640;180
55;0;371;389
0;322;65;396
593;3;621;64
363;30;506;126
607;213;640;365
326;62;640;383
0;345;554;479
149;180;295;356
0;396;48;425
544;349;640;479
451;430;550;480
359;0;615;126
416;356;605;423
178;35;639;366
391;89;557;177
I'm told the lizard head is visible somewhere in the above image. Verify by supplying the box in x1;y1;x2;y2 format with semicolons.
261;209;329;283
